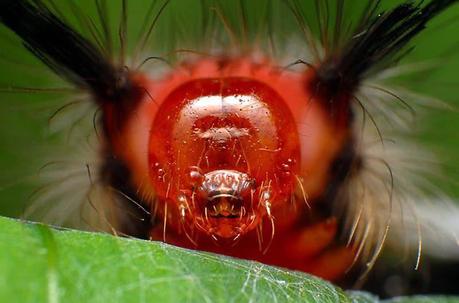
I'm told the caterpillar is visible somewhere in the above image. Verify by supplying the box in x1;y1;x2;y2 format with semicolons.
0;0;458;297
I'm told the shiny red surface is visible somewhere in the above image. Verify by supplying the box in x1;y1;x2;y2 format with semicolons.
104;57;354;281
149;78;300;239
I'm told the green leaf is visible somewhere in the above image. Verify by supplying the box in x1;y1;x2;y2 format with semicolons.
0;216;457;303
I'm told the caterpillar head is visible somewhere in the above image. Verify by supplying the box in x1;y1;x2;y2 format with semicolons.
148;77;300;240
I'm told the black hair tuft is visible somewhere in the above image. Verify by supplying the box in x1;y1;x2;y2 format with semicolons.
0;0;130;102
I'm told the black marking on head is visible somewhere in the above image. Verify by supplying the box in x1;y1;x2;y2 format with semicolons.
320;139;358;210
100;154;151;239
0;0;131;102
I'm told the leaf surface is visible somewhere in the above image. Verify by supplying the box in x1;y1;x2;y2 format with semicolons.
0;216;457;303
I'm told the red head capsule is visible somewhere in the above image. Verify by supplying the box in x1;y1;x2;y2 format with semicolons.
149;78;301;239
107;57;353;280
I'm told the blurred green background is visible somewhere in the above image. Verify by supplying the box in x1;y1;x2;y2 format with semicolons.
0;0;458;220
